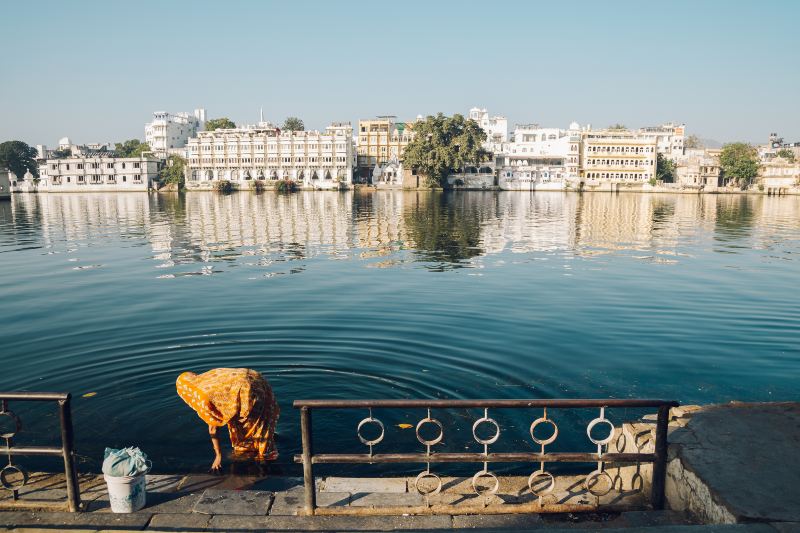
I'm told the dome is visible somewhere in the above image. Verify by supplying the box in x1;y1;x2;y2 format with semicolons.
58;137;71;148
569;122;580;131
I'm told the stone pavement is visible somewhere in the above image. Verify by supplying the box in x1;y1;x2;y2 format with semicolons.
666;402;800;525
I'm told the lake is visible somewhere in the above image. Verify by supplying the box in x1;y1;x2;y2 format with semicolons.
1;191;798;475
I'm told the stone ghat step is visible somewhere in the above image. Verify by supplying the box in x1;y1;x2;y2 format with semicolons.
0;474;647;516
0;516;789;532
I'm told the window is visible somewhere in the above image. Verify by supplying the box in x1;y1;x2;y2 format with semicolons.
133;162;140;169
77;164;84;169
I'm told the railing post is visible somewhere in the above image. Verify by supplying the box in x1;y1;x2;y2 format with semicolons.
300;406;316;516
58;395;82;512
650;404;670;510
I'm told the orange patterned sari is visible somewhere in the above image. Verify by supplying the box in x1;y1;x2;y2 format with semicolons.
176;368;279;459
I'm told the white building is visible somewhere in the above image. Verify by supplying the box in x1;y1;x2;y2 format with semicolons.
0;168;11;200
17;155;160;192
468;107;508;149
580;130;657;185
637;123;685;158
145;109;206;157
493;123;581;189
36;137;115;159
185;122;354;190
676;149;720;190
759;157;800;191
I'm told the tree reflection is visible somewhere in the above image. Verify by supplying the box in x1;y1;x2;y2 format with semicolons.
402;191;485;267
715;195;755;242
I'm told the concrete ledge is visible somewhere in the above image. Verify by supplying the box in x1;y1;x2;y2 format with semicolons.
665;402;800;524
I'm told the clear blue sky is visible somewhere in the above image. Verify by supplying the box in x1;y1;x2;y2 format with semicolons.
2;0;798;146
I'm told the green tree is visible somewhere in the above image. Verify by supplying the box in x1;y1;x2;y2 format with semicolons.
158;155;186;186
776;148;796;162
719;142;760;187
656;153;677;183
685;134;703;149
114;139;150;157
0;140;39;178
205;118;236;131
401;113;490;187
282;117;305;131
608;123;627;130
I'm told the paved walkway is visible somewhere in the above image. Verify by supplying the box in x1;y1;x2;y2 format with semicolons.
667;402;800;525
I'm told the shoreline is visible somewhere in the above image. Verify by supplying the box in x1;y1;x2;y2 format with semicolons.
6;186;800;196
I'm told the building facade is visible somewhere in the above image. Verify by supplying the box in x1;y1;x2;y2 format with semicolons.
491;123;581;189
580;130;657;184
758;157;800;191
13;156;160;192
468;107;508;148
145;109;206;157
0;168;10;200
356;117;416;181
676;149;720;189
185;122;354;190
637;123;685;158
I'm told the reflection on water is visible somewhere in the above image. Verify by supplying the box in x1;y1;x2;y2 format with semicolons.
6;191;799;272
1;191;799;473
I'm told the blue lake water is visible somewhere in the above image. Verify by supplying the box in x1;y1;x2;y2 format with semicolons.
1;191;798;475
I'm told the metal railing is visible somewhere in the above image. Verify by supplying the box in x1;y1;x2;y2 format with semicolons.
294;399;678;516
0;392;81;512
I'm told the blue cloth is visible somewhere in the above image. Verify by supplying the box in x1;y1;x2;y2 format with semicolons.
102;447;151;477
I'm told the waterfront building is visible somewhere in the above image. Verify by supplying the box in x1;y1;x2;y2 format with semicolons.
758;156;800;192
185;122;354;190
356;117;416;181
637;123;685;158
20;155;160;192
494;123;581;189
468;107;508;150
676;149;720;189
145;109;206;157
0;168;10;200
37;137;115;159
579;130;657;185
446;161;496;189
371;156;406;189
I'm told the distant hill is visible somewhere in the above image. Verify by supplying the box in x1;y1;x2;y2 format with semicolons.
698;137;722;149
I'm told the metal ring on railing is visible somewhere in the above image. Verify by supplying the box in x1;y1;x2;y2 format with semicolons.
415;417;444;447
0;411;22;439
529;417;558;446
356;416;385;446
586;417;614;446
630;472;644;492
414;470;442;496
0;464;28;490
471;469;500;496
528;469;556;496
584;469;613;496
472;416;500;445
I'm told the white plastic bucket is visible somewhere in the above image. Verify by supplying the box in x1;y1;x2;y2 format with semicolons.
104;473;146;513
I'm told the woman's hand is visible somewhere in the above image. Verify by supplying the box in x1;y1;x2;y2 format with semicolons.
211;453;222;472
